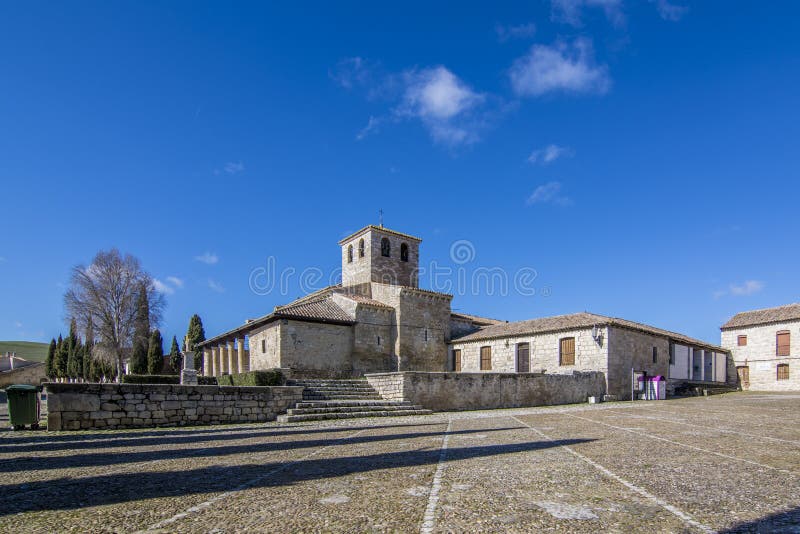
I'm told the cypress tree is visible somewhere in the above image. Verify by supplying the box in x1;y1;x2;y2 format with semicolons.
133;283;151;350
185;314;206;370
45;338;57;378
168;336;182;374
54;334;68;378
130;341;148;375
66;318;84;379
147;329;164;375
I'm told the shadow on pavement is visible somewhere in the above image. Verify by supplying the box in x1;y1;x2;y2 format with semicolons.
719;506;800;533
0;437;594;516
0;426;522;473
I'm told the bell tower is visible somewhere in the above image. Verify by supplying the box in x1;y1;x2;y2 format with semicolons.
339;225;421;288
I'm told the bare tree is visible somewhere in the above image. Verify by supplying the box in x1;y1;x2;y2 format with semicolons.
64;249;165;378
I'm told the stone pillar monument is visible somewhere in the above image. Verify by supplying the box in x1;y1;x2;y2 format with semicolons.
181;336;199;385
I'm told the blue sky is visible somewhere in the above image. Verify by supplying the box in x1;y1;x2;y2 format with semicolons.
1;1;798;347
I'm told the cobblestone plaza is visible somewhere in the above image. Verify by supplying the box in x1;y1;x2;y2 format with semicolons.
3;393;800;532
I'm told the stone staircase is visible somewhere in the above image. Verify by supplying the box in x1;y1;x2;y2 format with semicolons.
277;379;432;422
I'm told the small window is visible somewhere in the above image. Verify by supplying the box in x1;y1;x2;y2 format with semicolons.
453;349;462;372
777;363;789;381
669;345;675;365
560;337;575;366
358;238;365;258
347;244;353;263
737;335;747;346
652;346;658;364
261;339;266;353
777;331;790;356
381;237;391;257
400;243;409;262
480;346;492;370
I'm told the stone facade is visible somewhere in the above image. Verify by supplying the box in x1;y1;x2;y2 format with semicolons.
365;371;606;411
0;362;46;388
449;324;724;400
45;383;304;431
340;226;420;287
722;319;800;391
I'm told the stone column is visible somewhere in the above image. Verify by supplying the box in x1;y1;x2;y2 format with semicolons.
228;340;238;374
203;348;212;377
211;346;219;377
220;343;229;374
238;337;249;373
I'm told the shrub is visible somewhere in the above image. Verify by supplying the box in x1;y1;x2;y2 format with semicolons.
198;376;218;386
122;374;180;385
217;370;283;387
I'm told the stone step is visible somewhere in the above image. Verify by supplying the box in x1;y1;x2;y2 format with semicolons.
276;409;433;423
287;404;426;415
302;389;379;395
287;381;369;386
303;395;384;401
295;400;413;409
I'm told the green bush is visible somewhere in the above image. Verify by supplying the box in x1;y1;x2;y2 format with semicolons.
122;374;180;384
198;376;217;386
217;370;283;387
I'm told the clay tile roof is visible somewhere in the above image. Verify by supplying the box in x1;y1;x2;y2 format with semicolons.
453;311;725;352
337;293;393;308
721;303;800;330
274;298;354;323
450;312;505;326
338;225;422;245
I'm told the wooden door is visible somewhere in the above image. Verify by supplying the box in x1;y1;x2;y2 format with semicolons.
517;343;530;373
737;366;750;390
453;349;462;372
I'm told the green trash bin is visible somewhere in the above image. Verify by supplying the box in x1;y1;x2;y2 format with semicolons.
6;384;41;430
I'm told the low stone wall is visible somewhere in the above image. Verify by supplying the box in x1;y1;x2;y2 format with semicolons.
45;382;304;431
365;371;607;411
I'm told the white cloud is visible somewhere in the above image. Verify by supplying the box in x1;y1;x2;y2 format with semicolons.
714;280;765;299
528;144;574;165
397;66;485;146
224;161;244;174
208;278;225;293
651;0;688;21
194;252;219;265
730;280;765;296
153;279;175;295
551;0;624;27
526;181;573;206
495;22;536;42
510;38;611;97
400;66;484;121
14;321;23;328
166;276;184;288
330;57;372;90
356;115;382;141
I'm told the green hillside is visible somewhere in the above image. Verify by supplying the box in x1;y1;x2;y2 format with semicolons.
0;341;49;363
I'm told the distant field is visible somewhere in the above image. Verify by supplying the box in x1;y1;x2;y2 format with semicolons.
0;341;49;362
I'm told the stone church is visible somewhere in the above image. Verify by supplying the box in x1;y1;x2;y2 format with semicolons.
198;225;493;378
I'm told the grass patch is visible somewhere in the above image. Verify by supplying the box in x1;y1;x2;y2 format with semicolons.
0;341;49;363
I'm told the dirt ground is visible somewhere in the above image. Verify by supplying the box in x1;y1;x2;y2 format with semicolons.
2;392;800;533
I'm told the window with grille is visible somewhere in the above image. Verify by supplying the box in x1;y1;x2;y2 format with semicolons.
400;243;409;262
347;245;353;263
359;238;365;258
560;337;575;366
381;237;391;257
652;346;658;363
480;346;492;370
261;339;266;353
777;363;789;381
777;331;791;356
737;335;747;346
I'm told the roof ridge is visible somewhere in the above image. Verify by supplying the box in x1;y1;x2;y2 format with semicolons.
731;302;800;315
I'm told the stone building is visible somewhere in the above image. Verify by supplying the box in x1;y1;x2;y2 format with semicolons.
198;225;455;378
449;312;730;400
721;303;800;391
199;223;731;399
